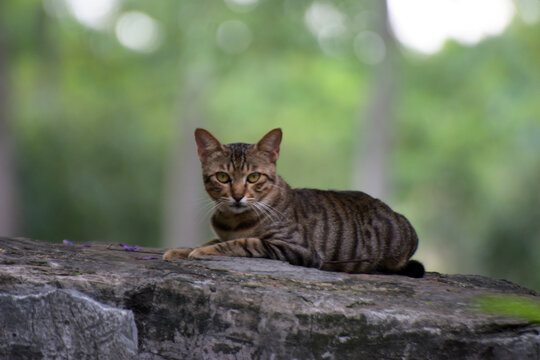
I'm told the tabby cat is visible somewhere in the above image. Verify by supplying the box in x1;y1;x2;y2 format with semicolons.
163;128;424;278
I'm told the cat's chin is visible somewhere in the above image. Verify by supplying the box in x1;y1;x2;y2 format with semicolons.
225;204;251;214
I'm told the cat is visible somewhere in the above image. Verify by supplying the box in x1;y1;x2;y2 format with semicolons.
163;128;425;278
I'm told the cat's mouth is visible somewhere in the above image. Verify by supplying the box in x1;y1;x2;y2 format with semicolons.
228;204;249;214
225;200;250;213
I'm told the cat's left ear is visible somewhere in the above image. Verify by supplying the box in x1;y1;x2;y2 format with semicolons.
256;128;282;163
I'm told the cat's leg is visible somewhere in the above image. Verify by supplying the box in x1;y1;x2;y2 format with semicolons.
163;248;191;260
188;237;269;259
162;239;221;260
187;238;316;267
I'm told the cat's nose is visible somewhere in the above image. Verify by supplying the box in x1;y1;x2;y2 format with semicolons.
232;194;244;202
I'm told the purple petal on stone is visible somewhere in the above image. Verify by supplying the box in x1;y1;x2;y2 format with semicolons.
120;243;141;252
63;240;74;246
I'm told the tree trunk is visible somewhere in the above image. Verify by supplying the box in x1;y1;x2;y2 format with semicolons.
162;70;211;248
352;0;399;201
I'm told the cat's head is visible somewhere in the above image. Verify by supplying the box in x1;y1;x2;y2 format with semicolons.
194;128;282;213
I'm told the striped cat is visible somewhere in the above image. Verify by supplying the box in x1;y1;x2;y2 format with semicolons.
163;128;424;277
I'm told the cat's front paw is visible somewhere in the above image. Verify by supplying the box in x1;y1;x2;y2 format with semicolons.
162;248;192;260
188;246;220;259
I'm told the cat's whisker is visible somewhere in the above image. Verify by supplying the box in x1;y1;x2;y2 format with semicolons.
248;203;263;222
244;199;263;219
257;200;283;221
251;202;274;224
198;197;218;210
200;198;227;221
253;201;280;225
196;200;216;225
199;199;217;213
199;205;217;224
257;203;279;223
197;194;213;202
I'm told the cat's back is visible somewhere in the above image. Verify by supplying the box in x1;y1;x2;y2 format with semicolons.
291;188;388;216
287;187;418;273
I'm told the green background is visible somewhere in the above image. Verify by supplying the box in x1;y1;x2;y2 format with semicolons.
1;0;539;290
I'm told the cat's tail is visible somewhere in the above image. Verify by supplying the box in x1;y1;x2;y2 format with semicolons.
397;260;425;278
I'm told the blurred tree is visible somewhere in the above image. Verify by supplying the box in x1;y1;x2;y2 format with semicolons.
1;0;538;289
482;165;540;287
352;0;398;201
163;2;219;248
0;12;20;236
394;18;540;290
164;69;212;248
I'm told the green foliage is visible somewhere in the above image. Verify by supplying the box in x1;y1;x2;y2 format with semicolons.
394;20;540;290
2;1;539;288
476;295;540;323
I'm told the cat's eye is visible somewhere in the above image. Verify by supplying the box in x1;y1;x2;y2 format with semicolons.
216;172;230;183
246;172;261;183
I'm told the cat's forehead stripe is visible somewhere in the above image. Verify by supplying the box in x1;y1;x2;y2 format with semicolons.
226;143;251;170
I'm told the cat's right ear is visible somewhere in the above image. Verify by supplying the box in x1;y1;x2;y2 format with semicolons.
194;128;223;163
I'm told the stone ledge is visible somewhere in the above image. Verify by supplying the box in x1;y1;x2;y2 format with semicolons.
0;287;137;360
0;237;538;360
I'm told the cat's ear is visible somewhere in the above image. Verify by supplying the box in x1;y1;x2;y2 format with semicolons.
194;128;223;162
256;128;282;163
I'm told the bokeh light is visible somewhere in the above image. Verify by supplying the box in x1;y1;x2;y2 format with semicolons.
2;0;539;291
64;0;118;30
216;20;253;54
115;11;162;53
304;2;345;38
318;25;348;58
387;0;515;54
354;31;386;65
224;0;259;13
515;0;540;24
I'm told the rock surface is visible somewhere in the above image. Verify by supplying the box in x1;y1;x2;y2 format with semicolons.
0;288;137;360
0;237;538;360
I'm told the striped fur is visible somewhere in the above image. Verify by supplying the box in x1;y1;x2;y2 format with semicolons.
163;128;424;277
